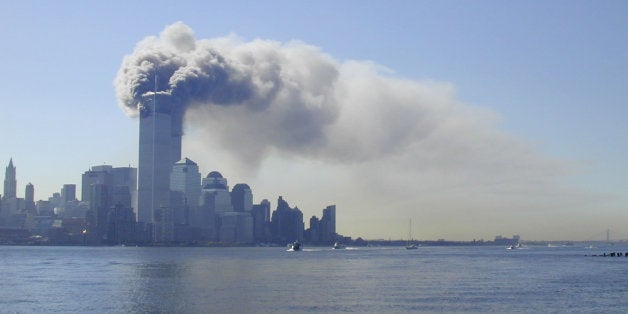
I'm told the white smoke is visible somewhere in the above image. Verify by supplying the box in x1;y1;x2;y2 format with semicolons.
115;22;575;236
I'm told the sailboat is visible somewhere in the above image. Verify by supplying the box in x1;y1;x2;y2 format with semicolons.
406;219;418;250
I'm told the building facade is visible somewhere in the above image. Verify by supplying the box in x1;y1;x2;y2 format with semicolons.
82;165;137;214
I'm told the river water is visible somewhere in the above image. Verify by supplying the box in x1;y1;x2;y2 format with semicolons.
1;245;627;313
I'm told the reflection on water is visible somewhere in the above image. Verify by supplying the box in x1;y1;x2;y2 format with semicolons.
130;261;189;312
123;248;287;313
136;262;186;279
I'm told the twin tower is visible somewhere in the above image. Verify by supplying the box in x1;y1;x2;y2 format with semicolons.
137;95;184;224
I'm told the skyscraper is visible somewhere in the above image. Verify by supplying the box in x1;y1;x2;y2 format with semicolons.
252;199;271;242
83;165;138;244
110;166;137;211
88;183;109;244
200;171;233;214
170;158;201;206
137;93;183;224
82;165;137;212
170;158;201;224
320;205;336;242
231;183;252;212
61;184;76;204
25;183;35;212
270;196;304;243
81;165;113;202
3;158;16;200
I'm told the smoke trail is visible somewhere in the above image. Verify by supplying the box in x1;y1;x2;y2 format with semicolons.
114;22;567;180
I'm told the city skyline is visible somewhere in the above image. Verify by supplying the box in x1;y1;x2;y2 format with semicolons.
1;1;627;241
1;157;341;245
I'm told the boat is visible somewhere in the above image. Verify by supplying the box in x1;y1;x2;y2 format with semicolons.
405;219;418;250
507;243;522;250
333;242;346;250
288;241;302;251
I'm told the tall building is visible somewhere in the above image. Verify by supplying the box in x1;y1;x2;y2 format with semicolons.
110;167;138;210
137;93;183;224
252;199;271;242
3;158;16;199
61;184;76;204
0;159;20;227
82;165;137;212
200;172;233;214
304;205;337;244
106;204;137;245
195;171;255;243
25;183;35;212
195;171;232;239
320;205;336;242
170;158;201;224
270;196;304;243
81;165;138;243
231;183;252;212
307;216;320;242
87;183;109;244
81;165;113;202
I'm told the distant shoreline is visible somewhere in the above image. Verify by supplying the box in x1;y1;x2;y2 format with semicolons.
1;239;625;248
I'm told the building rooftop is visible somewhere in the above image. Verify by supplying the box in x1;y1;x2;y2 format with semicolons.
175;158;197;166
207;171;223;178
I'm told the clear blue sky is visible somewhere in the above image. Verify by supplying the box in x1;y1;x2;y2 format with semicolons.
1;1;627;240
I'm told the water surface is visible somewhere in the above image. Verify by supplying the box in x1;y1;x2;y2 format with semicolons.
1;245;627;313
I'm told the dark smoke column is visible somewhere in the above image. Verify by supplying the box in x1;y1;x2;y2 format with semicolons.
137;94;183;224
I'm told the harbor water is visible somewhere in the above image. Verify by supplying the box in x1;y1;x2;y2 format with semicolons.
1;245;627;313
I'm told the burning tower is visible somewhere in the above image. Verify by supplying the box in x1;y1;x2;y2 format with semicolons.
137;93;183;224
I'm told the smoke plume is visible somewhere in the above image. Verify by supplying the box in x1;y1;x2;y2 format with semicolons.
115;22;567;181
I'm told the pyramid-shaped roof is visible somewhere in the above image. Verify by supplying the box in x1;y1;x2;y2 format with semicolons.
175;157;197;166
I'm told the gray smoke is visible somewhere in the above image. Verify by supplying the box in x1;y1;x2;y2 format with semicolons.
114;22;565;181
115;22;339;162
115;22;257;115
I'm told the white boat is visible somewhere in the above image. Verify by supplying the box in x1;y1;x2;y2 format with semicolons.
406;219;418;250
333;242;346;249
507;243;522;250
288;241;302;251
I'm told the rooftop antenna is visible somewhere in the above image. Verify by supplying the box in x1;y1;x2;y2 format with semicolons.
151;73;157;223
